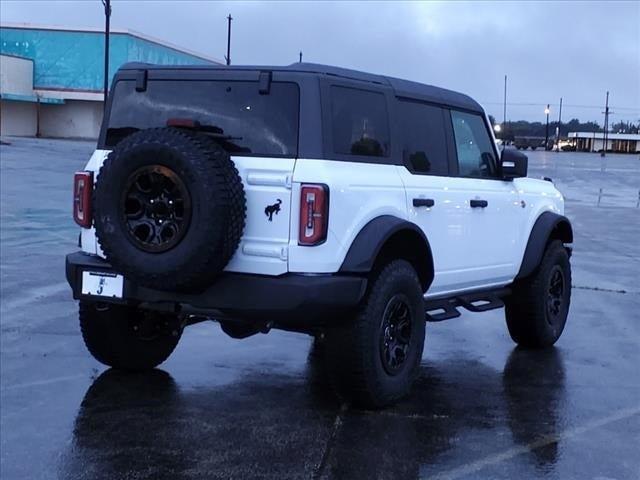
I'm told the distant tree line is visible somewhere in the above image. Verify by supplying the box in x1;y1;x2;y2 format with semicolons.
488;115;639;140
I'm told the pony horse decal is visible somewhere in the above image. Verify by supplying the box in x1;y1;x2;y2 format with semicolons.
265;199;282;222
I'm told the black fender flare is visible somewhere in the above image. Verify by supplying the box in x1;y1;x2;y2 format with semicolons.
339;215;434;291
516;212;573;279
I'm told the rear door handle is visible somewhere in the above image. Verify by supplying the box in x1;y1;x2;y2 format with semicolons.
413;198;435;208
470;199;488;208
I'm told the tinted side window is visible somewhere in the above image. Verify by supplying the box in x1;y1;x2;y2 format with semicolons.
330;86;390;157
398;100;448;175
450;110;497;178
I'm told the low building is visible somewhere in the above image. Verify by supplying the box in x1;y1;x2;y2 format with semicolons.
0;23;220;139
567;131;640;153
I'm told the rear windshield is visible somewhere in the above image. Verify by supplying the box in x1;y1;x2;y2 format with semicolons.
104;80;300;157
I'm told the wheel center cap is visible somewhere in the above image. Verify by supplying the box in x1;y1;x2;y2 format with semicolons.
152;200;170;217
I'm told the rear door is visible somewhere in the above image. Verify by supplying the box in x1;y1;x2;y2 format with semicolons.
393;100;460;294
101;75;300;275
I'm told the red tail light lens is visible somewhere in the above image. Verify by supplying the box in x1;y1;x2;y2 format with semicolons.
73;171;93;228
299;184;329;246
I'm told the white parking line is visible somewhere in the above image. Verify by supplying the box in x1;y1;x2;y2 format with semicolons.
430;404;640;480
0;281;69;315
1;374;87;392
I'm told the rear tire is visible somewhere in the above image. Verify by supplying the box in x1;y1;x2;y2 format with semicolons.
324;260;425;408
79;301;182;370
505;240;571;348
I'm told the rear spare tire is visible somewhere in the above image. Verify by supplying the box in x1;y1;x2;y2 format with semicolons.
94;128;245;291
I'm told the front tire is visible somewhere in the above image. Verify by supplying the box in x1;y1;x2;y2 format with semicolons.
324;260;425;408
79;302;182;370
505;240;571;348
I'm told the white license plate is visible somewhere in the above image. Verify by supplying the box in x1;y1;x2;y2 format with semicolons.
81;271;124;298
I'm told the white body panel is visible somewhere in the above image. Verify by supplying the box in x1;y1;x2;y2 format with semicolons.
81;150;565;295
396;164;565;298
288;159;407;273
224;156;295;275
512;176;566;266
397;168;521;296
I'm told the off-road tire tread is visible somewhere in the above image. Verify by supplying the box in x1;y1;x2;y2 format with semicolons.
324;260;425;408
190;133;246;260
505;240;571;348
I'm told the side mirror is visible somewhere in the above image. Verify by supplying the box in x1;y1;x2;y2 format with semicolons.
500;148;528;179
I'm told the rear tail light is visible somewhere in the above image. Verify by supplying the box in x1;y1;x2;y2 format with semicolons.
299;184;329;246
73;171;93;228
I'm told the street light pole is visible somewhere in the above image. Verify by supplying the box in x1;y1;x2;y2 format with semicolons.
502;74;507;146
101;0;111;105
602;91;610;158
555;97;563;150
544;104;550;150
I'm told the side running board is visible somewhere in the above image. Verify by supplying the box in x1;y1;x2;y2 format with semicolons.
425;287;510;322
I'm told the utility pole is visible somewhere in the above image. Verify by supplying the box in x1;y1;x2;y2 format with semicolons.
502;75;507;144
602;91;610;157
225;14;232;66
544;104;550;150
555;97;563;149
299;51;303;63
101;0;111;104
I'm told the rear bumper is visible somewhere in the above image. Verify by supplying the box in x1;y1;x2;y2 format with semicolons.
65;252;367;327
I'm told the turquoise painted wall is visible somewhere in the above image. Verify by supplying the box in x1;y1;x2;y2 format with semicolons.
0;27;214;92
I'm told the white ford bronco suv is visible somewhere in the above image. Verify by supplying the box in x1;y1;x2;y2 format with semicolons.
66;63;572;407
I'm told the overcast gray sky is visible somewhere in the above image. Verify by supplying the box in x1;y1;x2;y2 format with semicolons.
2;0;639;123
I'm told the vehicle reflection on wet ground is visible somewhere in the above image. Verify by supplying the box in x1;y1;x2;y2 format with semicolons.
1;138;639;479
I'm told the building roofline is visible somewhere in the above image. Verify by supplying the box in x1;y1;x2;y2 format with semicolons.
0;52;34;63
568;131;640;140
0;22;223;64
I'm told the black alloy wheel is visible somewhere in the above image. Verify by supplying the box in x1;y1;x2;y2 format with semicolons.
121;165;191;253
546;266;565;322
379;295;413;375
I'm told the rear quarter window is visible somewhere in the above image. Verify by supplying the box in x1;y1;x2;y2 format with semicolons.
330;86;390;158
104;80;299;157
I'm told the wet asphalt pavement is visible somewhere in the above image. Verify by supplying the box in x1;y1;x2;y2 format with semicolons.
1;137;639;479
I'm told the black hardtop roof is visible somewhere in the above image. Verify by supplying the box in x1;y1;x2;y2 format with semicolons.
119;61;483;112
